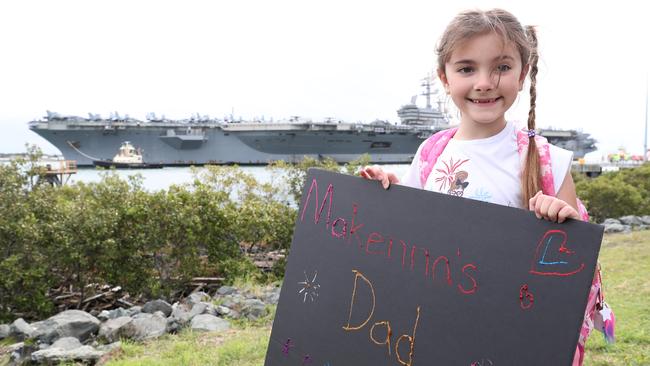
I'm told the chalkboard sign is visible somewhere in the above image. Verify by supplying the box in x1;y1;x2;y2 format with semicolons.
265;169;603;366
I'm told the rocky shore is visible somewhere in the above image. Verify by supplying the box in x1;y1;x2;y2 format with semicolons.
0;285;280;365
602;215;650;233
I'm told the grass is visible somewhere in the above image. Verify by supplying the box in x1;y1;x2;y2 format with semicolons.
103;327;271;366
2;231;646;365
583;230;650;366
102;231;649;366
103;305;275;366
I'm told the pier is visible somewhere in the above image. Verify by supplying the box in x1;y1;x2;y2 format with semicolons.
571;160;645;177
41;160;78;186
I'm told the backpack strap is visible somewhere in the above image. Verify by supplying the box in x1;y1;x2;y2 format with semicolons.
418;128;457;188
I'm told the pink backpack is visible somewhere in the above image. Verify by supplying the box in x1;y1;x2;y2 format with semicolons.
417;127;611;366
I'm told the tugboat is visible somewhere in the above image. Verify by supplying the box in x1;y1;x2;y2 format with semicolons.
93;141;163;169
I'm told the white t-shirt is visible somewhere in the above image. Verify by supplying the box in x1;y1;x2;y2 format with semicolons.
400;121;573;209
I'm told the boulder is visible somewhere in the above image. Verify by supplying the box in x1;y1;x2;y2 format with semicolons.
142;299;173;317
602;218;621;225
241;299;267;320
619;215;644;226
263;287;281;305
98;316;133;343
121;313;167;341
186;291;211;307
640;216;650;225
31;344;104;363
1;323;12;339
216;286;237;296
190;314;230;332
9;318;34;340
31;310;100;343
604;223;626;233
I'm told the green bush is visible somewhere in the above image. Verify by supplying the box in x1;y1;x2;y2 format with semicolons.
0;150;411;322
575;163;650;222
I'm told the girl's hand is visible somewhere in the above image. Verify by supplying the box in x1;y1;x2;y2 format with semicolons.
528;191;579;223
359;165;399;189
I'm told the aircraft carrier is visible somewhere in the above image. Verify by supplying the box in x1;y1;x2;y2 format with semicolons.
28;82;596;166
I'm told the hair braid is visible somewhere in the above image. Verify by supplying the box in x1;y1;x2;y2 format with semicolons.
521;25;541;206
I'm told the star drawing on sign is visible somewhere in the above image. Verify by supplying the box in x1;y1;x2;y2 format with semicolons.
298;270;321;303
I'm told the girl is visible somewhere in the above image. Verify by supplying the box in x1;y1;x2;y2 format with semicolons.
361;8;606;365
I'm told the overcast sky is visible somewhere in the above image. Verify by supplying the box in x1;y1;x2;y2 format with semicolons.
1;0;648;159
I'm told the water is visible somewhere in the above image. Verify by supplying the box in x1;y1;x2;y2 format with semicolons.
71;164;412;191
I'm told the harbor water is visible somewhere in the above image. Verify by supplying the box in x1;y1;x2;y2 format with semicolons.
70;164;412;191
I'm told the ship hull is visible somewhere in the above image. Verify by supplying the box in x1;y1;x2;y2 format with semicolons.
30;124;430;166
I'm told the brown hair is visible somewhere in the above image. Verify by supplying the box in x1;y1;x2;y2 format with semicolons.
436;9;541;206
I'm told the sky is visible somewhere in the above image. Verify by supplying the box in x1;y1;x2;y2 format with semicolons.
1;0;648;160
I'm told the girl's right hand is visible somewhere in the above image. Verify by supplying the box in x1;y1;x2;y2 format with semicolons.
359;165;399;189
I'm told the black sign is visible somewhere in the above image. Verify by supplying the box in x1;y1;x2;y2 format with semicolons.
265;169;603;366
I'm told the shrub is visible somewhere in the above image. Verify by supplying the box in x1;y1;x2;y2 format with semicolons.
576;175;645;223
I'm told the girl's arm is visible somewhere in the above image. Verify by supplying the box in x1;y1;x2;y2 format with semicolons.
529;169;580;223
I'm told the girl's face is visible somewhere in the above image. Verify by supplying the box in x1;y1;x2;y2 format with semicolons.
439;32;528;132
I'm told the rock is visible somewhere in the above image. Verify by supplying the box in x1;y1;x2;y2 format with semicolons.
0;323;11;339
8;341;27;364
96;341;121;353
216;286;237;296
142;299;173;317
604;223;625;233
190;314;230;332
221;295;245;310
31;345;104;363
31;310;100;343
10;318;34;340
216;305;231;316
186;291;211;307
98;316;133;343
602;218;621;225
241;299;267;320
49;336;83;351
7;341;25;353
166;304;191;333
97;310;111;322
127;306;142;316
619;215;644;226
188;302;217;319
263;287;281;305
635;225;649;231
99;307;130;321
121;313;167;341
640;216;650;225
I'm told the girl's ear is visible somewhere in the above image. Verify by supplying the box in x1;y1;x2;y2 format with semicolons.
437;68;450;94
519;64;530;91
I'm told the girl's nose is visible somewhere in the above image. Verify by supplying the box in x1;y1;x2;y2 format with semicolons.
474;71;496;91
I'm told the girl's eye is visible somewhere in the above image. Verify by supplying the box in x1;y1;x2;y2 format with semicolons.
458;67;474;74
497;64;512;72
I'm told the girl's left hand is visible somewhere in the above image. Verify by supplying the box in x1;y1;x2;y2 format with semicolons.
528;191;579;223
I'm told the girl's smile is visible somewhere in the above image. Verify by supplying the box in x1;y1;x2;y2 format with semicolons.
438;32;528;139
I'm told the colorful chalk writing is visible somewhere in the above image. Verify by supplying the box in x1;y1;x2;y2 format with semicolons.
282;338;294;356
519;284;534;310
530;230;585;277
299;178;480;296
470;359;494;366
298;270;321;303
265;170;603;366
302;354;313;365
342;269;421;366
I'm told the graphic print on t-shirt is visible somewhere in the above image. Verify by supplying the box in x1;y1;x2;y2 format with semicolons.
448;171;469;196
434;157;470;196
